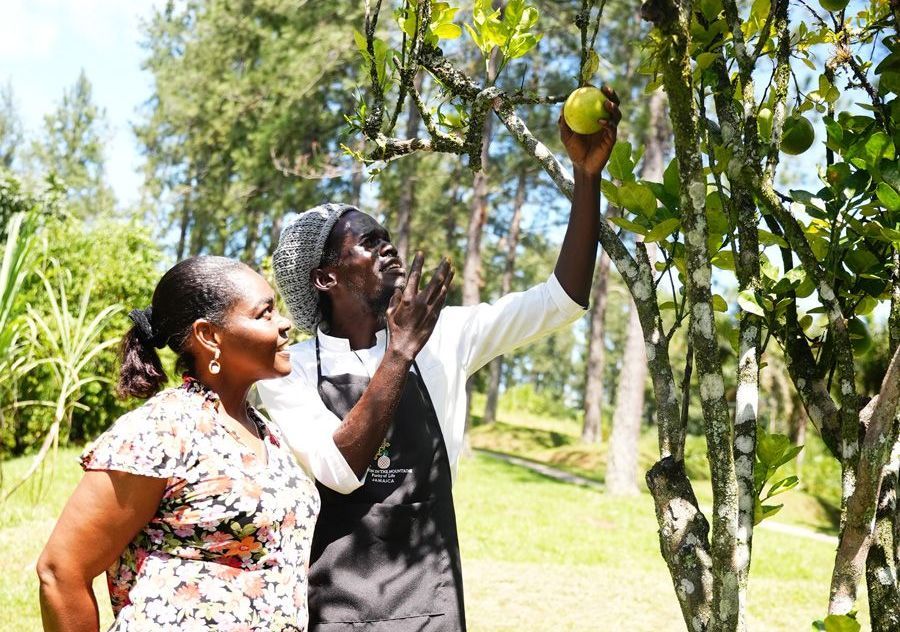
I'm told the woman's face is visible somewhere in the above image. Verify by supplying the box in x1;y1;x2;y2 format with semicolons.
214;268;293;382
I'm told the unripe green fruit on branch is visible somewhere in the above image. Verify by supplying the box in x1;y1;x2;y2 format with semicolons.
819;0;849;12
758;107;773;140
848;318;873;354
781;115;815;155
563;86;610;135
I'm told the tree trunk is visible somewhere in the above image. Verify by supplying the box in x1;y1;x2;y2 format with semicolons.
580;243;612;444
461;127;492;307
175;199;190;260
606;87;667;493
606;299;647;494
269;213;283;253
243;205;261;264
395;73;424;265
789;403;808;475
865;251;900;630
484;167;527;425
462;52;498;433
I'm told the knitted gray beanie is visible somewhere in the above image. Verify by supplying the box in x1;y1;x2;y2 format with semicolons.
273;202;357;333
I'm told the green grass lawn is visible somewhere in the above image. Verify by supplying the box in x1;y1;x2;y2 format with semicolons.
3;442;865;631
469;402;843;536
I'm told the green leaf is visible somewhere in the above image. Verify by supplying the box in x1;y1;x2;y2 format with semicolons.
607;141;635;181
582;50;600;85
700;0;723;21
758;229;788;248
696;52;718;73
712;294;728;312
663;159;680;198
712;250;735;271
619;181;657;217
464;23;484;50
646;182;679;212
766;475;799;498
433;23;462;39
876;182;900;211
754;500;783;525
757;431;793;468
609;216;648;236
865;132;895;168
353;29;368;57
822;614;861;632
600;179;620;207
737;290;765;317
845;247;879;274
644;218;680;242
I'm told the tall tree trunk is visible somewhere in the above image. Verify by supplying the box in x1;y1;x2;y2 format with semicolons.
175;199;190;260
483;167;527;425
606;87;668;494
580;213;614;444
243;205;261;264
269;213;283;253
865;251;900;629
606;297;649;494
462;52;498;432
788;402;808;475
395;73;424;265
461;123;492;307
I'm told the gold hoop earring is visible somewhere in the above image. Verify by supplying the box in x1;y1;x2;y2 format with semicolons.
209;348;221;375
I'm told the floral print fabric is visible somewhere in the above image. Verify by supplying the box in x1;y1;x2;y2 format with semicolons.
80;379;320;631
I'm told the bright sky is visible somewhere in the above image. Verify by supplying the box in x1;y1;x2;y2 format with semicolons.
0;0;162;207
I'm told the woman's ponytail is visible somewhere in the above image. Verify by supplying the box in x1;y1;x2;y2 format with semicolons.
117;310;167;399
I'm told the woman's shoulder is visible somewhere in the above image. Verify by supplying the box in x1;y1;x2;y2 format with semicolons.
80;383;212;477
117;383;210;433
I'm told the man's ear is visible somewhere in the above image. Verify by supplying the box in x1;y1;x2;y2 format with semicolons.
191;319;221;355
312;267;338;294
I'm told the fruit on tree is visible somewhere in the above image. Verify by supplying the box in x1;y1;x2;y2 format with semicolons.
848;317;873;354
819;0;849;12
780;115;815;155
757;107;773;140
563;86;610;135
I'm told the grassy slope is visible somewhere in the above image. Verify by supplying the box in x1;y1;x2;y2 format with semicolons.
3;443;865;631
469;404;843;536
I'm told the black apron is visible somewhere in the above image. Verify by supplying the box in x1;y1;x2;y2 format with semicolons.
308;336;466;631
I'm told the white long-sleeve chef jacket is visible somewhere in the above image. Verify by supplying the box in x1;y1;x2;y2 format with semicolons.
256;273;585;494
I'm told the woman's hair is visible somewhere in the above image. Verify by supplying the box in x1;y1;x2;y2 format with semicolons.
117;256;247;399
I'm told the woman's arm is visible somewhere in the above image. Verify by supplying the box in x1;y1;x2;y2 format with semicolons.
37;470;166;631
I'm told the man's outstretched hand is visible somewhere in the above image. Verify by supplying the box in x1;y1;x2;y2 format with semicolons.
559;85;621;179
386;252;454;362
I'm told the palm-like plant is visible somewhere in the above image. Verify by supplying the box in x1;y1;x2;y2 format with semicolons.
2;266;121;501
0;213;36;475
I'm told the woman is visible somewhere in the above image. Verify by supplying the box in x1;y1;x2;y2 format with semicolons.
37;256;320;631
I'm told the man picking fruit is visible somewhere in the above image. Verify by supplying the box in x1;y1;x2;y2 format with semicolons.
257;85;621;631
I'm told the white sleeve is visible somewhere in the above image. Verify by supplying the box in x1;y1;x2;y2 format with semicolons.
453;272;587;376
256;372;364;494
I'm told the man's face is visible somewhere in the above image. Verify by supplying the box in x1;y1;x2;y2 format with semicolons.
325;211;406;311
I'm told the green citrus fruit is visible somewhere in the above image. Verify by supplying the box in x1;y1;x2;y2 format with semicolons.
819;0;849;12
563;86;610;135
757;107;773;140
781;115;815;155
848;318;873;354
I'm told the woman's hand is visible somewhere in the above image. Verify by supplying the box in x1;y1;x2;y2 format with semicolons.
38;470;165;631
385;252;454;362
559;85;622;179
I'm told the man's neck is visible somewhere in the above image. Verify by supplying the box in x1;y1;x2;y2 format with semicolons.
327;310;386;350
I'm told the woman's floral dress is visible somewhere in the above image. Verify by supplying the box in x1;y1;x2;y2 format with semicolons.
80;379;321;631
